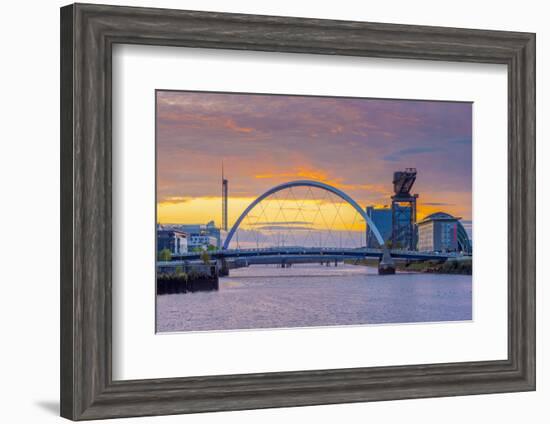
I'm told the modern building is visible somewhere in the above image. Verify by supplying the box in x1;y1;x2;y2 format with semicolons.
168;221;221;250
157;227;188;255
188;234;219;250
417;212;472;253
366;206;392;248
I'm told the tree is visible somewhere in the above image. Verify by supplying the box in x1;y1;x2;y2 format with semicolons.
158;248;172;262
200;250;211;265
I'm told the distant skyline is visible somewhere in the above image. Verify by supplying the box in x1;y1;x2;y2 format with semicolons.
156;90;472;236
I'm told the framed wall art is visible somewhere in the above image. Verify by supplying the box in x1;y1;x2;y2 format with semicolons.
60;3;535;420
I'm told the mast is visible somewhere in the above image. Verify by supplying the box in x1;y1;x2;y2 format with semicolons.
222;161;228;232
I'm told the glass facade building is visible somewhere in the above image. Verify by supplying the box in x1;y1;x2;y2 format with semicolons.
366;206;392;248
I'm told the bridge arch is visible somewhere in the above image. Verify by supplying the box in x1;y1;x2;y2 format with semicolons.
223;180;385;250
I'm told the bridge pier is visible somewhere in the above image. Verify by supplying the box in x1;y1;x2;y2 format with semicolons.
218;258;229;276
378;248;396;275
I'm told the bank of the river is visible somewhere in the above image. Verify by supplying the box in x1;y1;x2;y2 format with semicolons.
345;258;472;275
157;271;219;294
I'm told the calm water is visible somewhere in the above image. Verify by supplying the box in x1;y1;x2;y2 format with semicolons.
156;264;472;333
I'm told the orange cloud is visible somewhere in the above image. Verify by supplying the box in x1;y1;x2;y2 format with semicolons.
224;118;253;133
158;196;191;205
255;167;330;181
159;111;255;135
254;167;390;197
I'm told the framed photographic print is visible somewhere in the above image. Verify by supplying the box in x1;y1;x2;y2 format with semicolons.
60;3;535;420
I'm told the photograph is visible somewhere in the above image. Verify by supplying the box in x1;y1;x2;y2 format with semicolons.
155;90;473;333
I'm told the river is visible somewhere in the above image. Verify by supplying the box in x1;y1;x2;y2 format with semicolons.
156;263;472;333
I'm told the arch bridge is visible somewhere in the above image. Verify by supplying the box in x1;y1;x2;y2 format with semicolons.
223;180;385;249
171;181;465;274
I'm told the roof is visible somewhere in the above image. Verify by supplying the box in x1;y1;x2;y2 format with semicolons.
417;211;462;225
157;228;187;237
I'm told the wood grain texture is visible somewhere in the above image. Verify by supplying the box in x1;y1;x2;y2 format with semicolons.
60;3;536;420
60;4;75;419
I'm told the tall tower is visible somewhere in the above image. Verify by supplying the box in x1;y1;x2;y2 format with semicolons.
391;168;419;250
222;162;228;232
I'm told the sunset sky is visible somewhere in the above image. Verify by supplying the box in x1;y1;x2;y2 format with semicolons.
156;90;472;242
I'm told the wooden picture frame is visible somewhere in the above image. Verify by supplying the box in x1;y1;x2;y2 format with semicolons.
60;3;535;420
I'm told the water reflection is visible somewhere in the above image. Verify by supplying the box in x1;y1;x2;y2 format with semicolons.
156;264;472;333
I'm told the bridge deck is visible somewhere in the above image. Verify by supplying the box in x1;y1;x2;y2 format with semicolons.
171;247;460;262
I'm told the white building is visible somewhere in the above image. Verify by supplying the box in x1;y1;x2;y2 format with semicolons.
157;227;188;255
417;213;460;252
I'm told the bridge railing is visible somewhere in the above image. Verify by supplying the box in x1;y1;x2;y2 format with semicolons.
170;246;461;260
